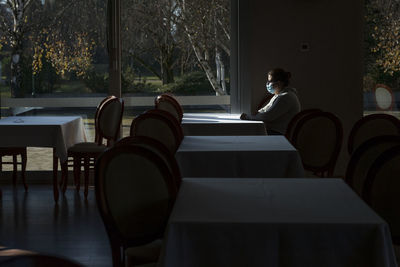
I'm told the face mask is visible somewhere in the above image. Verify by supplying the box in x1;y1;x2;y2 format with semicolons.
266;82;275;94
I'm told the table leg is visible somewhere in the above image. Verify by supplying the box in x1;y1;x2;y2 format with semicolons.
53;149;59;203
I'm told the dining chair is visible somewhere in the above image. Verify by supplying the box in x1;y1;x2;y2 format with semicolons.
373;84;394;111
0;147;27;190
362;144;400;245
291;111;343;177
347;113;400;155
65;96;124;197
154;94;184;123
285;108;322;142
95;145;177;267
130;111;182;154
344;135;400;196
115;136;182;187
145;109;184;140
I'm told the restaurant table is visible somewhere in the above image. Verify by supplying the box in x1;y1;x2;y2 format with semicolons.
182;113;267;136
0;116;87;201
175;135;304;178
159;178;398;267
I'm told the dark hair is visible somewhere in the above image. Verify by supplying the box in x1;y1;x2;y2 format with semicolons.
268;68;291;87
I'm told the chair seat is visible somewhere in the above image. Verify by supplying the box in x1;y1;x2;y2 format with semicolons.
125;239;162;267
68;142;107;153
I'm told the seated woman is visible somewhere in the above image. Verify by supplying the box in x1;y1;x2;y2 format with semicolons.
240;68;301;135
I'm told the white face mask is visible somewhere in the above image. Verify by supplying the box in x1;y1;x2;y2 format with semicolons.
266;82;277;94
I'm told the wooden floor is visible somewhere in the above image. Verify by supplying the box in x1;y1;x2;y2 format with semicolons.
0;184;112;266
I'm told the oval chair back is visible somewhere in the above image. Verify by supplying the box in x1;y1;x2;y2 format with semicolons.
95;145;177;267
292;111;343;177
115;136;182;187
373;84;394;111
348;113;400;155
96;96;124;146
285;109;322;142
344;135;400;196
145;109;184;140
362;145;400;245
155;94;183;123
130;112;182;154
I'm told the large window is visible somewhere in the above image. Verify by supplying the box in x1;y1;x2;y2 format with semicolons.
0;0;108;171
364;0;400;116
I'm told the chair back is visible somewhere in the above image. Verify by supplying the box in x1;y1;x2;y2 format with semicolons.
130;112;182;154
96;96;124;146
115;136;182;187
94;96;116;143
292;111;343;177
285;109;322;142
347;113;400;154
145;109;184;140
95;146;177;264
155;94;183;123
373;84;394;111
362;145;400;244
345;135;400;196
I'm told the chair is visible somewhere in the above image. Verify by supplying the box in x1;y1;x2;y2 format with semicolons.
362;144;400;245
347;113;400;155
155;94;184;123
0;253;83;267
344;135;400;196
373;84;394;111
285;108;322;142
145;109;184;140
291;111;343;177
130;111;182;154
65;96;124;197
95;145;177;267
0;148;27;190
115;136;182;187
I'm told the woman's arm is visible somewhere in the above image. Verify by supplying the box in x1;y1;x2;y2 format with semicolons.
244;94;291;122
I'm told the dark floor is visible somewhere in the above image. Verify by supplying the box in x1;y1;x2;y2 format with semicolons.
0;185;112;266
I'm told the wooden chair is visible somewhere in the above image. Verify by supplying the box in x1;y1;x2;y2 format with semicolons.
145;109;184;140
130;111;182;154
155;94;184;123
373;84;395;111
115;136;182;187
0;147;27;190
95;145;177;267
362;144;400;245
347;113;400;155
291;111;343;177
344;135;400;196
285;108;322;142
65;96;124;197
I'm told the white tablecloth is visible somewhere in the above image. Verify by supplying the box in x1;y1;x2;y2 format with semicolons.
182;113;267;135
159;178;397;267
176;135;304;178
0;116;87;162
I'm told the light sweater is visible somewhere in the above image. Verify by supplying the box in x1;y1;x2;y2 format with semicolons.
245;87;301;134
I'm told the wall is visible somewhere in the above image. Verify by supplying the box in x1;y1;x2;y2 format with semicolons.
237;0;364;175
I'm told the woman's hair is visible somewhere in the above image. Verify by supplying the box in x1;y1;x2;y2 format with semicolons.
268;68;291;87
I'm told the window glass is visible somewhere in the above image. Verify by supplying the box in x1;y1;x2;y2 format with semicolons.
364;0;400;116
0;0;108;171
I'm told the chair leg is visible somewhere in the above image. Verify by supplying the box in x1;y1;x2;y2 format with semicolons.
61;161;68;194
21;150;27;191
0;157;2;172
84;157;90;198
12;155;17;186
74;157;81;192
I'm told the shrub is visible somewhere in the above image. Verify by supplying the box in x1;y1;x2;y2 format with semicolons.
158;71;214;95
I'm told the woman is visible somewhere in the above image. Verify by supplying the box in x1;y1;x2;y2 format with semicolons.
240;68;301;135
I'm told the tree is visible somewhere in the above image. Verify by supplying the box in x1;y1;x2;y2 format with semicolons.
175;0;230;95
122;0;181;85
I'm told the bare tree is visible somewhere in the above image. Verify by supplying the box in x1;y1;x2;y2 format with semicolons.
175;0;230;95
